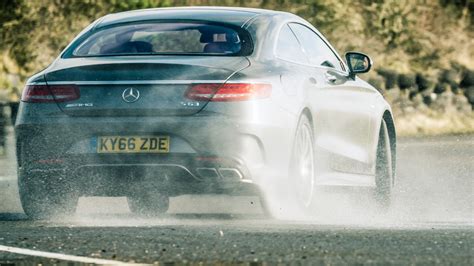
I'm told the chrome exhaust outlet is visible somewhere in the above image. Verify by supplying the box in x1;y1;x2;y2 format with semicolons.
218;168;243;181
196;168;219;180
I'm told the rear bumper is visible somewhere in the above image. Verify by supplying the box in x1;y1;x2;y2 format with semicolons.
19;162;261;197
16;114;267;196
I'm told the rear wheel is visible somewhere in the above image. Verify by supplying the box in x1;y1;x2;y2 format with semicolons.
290;115;316;210
374;120;394;210
19;172;79;220
128;192;169;216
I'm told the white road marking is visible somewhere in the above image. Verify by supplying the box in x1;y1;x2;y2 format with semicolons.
0;244;144;265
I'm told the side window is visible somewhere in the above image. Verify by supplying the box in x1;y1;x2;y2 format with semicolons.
289;23;344;72
275;24;308;65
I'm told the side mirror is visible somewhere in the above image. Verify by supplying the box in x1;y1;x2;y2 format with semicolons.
345;52;372;79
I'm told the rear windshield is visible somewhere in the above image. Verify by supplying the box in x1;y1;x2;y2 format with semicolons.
71;22;248;57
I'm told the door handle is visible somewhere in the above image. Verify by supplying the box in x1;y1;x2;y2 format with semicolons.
325;73;338;83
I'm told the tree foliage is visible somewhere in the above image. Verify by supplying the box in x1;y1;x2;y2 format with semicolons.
0;0;472;78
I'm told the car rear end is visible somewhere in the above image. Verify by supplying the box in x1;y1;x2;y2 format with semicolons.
15;15;277;217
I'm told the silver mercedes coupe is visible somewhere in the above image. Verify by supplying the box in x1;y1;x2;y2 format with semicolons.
16;7;396;219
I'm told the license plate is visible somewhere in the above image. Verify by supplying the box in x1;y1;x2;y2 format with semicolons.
97;136;170;153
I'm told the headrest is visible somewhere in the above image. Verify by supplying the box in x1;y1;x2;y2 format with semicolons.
200;32;214;43
226;32;239;43
199;32;240;43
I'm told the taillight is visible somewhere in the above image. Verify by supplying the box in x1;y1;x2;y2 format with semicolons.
185;83;272;102
21;84;80;103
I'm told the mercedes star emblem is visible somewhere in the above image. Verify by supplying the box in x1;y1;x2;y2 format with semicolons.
122;88;140;103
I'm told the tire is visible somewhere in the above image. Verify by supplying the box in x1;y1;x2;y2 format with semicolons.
19;172;79;220
128;192;169;216
374;120;394;210
290;114;316;211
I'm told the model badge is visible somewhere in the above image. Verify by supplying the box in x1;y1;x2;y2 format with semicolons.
122;88;140;103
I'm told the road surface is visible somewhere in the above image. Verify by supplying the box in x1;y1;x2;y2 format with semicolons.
0;127;472;264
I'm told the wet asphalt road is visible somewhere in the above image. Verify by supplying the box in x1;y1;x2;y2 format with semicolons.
0;220;472;265
0;129;473;265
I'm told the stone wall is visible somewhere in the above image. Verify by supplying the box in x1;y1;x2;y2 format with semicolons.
369;67;474;136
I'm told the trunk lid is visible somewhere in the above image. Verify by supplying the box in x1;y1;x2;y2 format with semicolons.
44;56;249;116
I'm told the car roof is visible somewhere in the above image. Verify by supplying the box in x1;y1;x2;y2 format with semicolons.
96;7;288;28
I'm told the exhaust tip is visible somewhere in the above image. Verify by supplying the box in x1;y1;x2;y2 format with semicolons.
218;168;243;181
196;168;219;179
